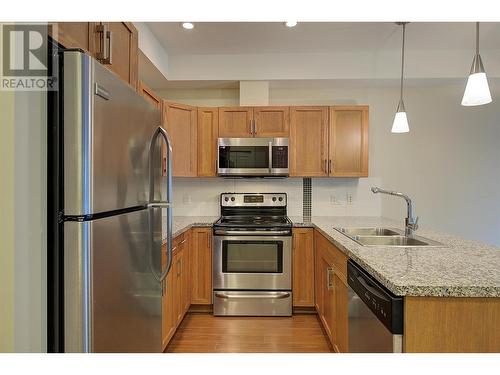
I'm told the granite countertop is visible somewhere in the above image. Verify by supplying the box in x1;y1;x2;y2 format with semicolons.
291;216;500;298
163;216;218;239
165;215;500;298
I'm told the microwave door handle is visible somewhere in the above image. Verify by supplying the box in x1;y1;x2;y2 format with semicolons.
147;126;173;283
268;141;273;173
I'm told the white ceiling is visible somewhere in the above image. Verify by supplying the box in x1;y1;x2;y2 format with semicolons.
139;22;500;89
147;22;500;55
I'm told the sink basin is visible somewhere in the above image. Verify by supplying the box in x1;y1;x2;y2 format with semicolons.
335;227;402;237
352;235;443;247
334;227;444;247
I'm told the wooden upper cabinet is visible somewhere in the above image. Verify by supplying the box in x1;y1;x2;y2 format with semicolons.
51;22;138;89
197;108;219;177
253;106;290;137
51;22;96;53
137;81;162;110
163;101;198;177
218;106;289;138
290;106;329;177
329;106;369;177
218;107;254;137
292;228;315;307
94;22;139;90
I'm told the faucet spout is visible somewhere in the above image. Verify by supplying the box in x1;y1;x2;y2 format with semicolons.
371;186;419;236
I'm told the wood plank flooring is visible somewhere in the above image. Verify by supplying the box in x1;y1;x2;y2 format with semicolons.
165;313;332;353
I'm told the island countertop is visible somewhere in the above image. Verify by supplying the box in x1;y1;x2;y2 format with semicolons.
164;215;500;298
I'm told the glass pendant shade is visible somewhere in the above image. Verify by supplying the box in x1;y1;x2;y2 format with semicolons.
391;100;409;133
461;54;492;106
462;23;492;106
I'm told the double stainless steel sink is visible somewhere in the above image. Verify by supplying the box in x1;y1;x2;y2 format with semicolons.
334;227;444;247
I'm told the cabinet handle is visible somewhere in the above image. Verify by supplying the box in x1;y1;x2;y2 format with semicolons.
105;29;113;64
328;159;332;174
249;119;253;135
96;24;112;64
327;267;334;290
95;24;108;62
323;159;327;173
253;119;257;135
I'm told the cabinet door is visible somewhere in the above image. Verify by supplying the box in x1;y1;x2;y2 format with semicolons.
218;107;253;137
162;244;176;350
94;22;138;89
290;106;329;177
190;228;212;304
181;233;191;313
253;106;290;137
173;244;189;325
314;244;324;315
333;273;349;353
329;106;369;177
163;102;198;177
322;261;335;344
292;228;315;307
197;108;219;177
137;81;161;109
51;22;96;53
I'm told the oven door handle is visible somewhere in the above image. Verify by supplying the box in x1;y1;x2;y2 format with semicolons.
214;292;291;300
214;229;291;236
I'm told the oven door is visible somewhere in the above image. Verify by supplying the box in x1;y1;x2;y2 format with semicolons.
213;235;292;290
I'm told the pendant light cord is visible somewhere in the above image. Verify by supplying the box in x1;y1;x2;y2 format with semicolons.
476;22;479;55
400;23;406;102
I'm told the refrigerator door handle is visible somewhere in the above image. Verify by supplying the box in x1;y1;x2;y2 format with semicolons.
148;126;173;283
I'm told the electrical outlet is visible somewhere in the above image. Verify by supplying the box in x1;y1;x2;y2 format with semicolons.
346;192;353;205
182;194;192;204
330;194;342;205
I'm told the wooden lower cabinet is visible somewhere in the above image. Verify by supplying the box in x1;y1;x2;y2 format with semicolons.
314;230;349;352
292;228;315;307
190;228;213;304
404;296;500;352
162;232;191;350
162;244;176;349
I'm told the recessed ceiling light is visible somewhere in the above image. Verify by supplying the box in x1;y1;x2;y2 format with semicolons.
182;22;194;30
285;21;297;28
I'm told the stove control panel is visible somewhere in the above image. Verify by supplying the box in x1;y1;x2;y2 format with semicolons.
221;193;287;207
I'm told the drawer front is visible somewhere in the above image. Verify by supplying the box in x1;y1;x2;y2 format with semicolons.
213;291;292;316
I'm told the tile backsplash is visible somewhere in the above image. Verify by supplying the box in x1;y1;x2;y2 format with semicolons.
164;176;382;217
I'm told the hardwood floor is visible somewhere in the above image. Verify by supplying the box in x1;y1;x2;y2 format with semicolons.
165;313;332;353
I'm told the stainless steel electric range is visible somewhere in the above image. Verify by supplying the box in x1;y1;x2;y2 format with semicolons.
212;193;292;316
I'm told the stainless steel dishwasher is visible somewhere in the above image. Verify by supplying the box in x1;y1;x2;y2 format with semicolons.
348;260;404;353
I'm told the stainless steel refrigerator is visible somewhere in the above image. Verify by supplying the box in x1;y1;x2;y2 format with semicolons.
48;48;173;352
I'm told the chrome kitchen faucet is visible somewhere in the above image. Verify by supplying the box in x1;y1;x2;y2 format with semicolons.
371;187;419;237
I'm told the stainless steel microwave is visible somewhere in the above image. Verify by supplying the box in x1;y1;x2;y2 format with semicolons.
217;138;289;177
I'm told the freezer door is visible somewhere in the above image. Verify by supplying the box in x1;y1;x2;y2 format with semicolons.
64;208;163;352
63;51;162;216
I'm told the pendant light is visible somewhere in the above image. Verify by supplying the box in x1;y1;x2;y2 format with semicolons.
462;22;492;106
392;22;410;133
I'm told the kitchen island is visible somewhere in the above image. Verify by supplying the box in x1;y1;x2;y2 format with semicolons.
165;215;500;352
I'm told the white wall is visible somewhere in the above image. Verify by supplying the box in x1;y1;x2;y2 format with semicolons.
160;81;500;246
0;88;47;352
169;177;382;218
